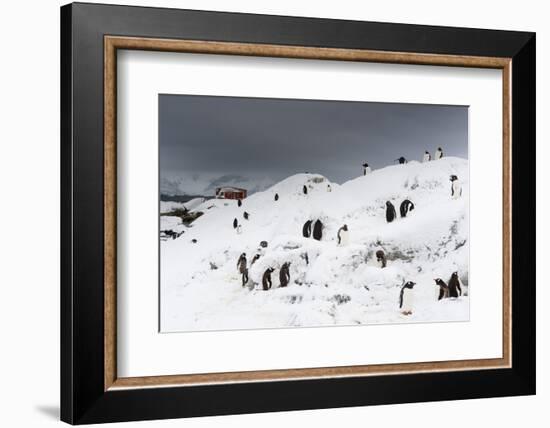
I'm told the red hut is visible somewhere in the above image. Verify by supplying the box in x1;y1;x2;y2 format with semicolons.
215;186;247;200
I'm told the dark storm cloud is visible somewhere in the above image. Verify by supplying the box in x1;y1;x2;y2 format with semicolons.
160;94;467;187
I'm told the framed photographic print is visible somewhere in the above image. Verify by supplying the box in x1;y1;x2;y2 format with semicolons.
61;2;536;424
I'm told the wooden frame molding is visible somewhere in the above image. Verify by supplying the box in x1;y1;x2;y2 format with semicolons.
104;35;512;391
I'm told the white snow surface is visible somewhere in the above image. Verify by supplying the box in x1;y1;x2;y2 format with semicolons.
160;157;469;332
160;197;207;214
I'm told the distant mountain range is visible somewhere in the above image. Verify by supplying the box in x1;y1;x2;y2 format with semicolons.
160;174;275;197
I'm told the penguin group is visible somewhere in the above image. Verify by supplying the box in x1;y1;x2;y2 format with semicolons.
222;145;463;312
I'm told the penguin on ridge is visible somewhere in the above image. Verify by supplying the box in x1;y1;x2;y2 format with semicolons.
422;151;432;162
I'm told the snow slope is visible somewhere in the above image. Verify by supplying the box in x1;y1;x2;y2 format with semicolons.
160;157;469;332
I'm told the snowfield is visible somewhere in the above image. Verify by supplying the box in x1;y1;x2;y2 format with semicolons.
160;157;469;332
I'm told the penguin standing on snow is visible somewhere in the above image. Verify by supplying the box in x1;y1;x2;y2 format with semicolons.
450;175;463;199
233;218;238;229
376;250;387;268
423;151;432;162
262;267;274;290
447;271;462;298
385;201;397;223
434;278;449;300
362;163;372;175
237;253;248;286
243;211;250;220
302;220;312;238
337;224;349;246
400;199;415;218
279;262;291;288
435;147;443;160
250;254;261;266
399;281;416;315
303;185;308;195
313;219;323;241
237;199;242;207
274;193;279;201
327;184;332;192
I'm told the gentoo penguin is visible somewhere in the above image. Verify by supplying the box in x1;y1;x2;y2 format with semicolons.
303;185;308;195
274;193;279;201
447;271;462;298
233;218;238;229
422;151;432;162
259;241;268;248
376;250;387;268
396;156;407;165
241;268;249;287
434;278;449;300
279;262;291;288
250;254;261;266
337;224;349;246
399;281;416;315
302;220;312;238
400;199;415;218
243;211;250;220
237;252;247;274
327;184;332;192
312;219;323;241
450;175;462;199
435;147;443;160
385;201;397;223
262;267;274;290
237;199;242;207
362;163;372;175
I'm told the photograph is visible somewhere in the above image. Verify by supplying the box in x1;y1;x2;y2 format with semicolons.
159;94;470;332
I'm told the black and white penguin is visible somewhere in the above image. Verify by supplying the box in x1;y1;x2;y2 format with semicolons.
327;184;332;192
302;220;312;238
274;193;279;201
362;163;372;175
385;201;397;223
237;253;247;274
250;254;261;266
243;211;250;220
435;147;443;160
233;218;238;229
448;271;462;298
237;199;242;207
262;267;274;290
337;224;349;246
422;151;432;162
434;278;449;300
241;268;249;287
376;250;387;268
303;185;308;195
279;262;291;288
313;219;323;241
259;241;268;248
400;199;415;218
450;175;462;199
399;281;416;315
396;156;407;165
191;239;197;244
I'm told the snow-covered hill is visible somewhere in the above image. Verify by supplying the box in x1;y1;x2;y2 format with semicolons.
160;157;469;332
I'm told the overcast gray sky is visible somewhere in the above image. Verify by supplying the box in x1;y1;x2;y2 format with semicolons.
160;94;467;193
